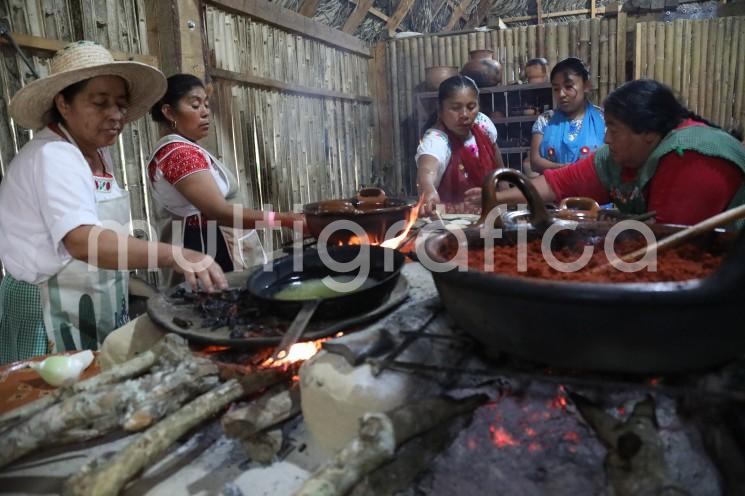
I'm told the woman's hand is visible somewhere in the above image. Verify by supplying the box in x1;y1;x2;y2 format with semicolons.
171;248;228;292
419;185;441;217
463;187;482;211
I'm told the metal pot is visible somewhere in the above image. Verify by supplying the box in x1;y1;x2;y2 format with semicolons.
423;168;745;373
303;187;417;245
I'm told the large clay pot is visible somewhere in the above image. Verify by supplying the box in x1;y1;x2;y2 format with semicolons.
461;49;502;88
425;66;459;91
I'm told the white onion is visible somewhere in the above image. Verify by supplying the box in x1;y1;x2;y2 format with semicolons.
28;350;95;387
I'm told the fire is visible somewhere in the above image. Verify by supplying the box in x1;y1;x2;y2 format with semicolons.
380;200;421;250
489;426;520;448
261;340;324;368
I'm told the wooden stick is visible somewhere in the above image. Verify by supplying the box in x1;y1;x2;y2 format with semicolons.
672;20;684;96
222;383;300;439
590;19;600;102
599;20;609;101
655;22;665;82
735;18;745;131
594;204;745;273
608;18;617;91
295;394;486;496
635;22;645;80
664;22;674;87
63;370;284;496
616;12;627;84
696;20;708;115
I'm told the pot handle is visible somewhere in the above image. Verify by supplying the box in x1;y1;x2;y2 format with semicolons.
477;168;552;229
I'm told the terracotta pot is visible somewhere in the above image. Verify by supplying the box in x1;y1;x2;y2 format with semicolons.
425;66;459;91
461;57;502;88
469;49;494;61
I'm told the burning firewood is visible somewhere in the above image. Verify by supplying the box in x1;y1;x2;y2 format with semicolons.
295;394;487;496
222;382;301;464
0;334;217;469
62;369;284;496
571;393;685;496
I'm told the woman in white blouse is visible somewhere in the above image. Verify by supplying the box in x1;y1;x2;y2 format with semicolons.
0;42;226;363
416;75;504;215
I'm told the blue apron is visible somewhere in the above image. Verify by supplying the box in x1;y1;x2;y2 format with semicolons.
540;103;605;164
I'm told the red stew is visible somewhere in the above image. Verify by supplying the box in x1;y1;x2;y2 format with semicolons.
453;239;721;283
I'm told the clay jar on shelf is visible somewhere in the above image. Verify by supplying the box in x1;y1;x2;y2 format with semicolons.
461;49;502;88
425;66;459;91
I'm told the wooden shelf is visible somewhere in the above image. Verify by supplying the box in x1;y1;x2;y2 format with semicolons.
416;82;552;98
491;115;540;124
499;147;530;153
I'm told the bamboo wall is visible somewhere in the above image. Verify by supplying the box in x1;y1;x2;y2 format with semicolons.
204;4;374;218
0;0;157;277
380;16;629;194
635;17;745;133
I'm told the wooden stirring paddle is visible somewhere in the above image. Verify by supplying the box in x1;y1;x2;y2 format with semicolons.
592;203;745;273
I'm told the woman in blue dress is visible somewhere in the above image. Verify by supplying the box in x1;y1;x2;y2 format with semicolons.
529;57;606;173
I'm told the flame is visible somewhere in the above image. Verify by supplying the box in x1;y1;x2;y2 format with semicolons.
524;427;537;437
648;377;661;386
380;200;421;250
200;345;231;354
261;340;324;368
489;426;520;448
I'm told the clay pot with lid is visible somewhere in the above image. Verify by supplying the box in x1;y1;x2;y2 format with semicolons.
425;66;459;91
461;49;502;87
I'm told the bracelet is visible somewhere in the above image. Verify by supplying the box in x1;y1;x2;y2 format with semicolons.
265;211;277;228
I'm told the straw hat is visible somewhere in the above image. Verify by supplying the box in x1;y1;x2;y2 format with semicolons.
9;40;166;130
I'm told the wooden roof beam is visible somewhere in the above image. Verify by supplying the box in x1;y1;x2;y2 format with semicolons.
444;0;474;31
342;0;376;33
387;0;415;34
298;0;321;17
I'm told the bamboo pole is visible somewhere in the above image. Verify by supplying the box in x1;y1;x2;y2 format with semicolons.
616;12;627;84
411;37;420;92
466;32;476;62
489;29;499;63
735;18;745;132
423;35;433;75
528;25;537;59
689;21;702;115
703;20;716;121
569;21;578;58
498;29;506;84
437;35;446;67
680;21;692;108
519;26;527;78
591;19;600;102
579;20;590;65
697;21;708;115
546;23;557;70
635;22;645;80
599;19;609;102
477;30;487;50
418;36;426;90
608;18;617;92
452;35;461;70
653;22;664;82
402;38;414;192
444;35;453;67
505;28;514;83
663;22;674;87
557;23;569;61
672;20;683;95
721;17;736;129
712;18;725;126
644;22;655;79
386;44;398;193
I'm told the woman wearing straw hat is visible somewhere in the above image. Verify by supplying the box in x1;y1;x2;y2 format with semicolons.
0;41;227;363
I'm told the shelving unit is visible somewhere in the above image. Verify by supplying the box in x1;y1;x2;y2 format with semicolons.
416;82;553;173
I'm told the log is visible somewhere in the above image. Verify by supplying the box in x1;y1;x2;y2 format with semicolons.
63;370;285;496
0;350;219;468
295;394;487;496
222;383;301;438
0;337;167;431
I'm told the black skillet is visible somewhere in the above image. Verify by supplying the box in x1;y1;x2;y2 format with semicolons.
246;244;405;359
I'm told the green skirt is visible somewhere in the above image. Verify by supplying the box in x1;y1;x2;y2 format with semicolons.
0;274;49;364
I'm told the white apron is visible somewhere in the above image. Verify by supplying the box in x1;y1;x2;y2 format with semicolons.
38;126;131;352
148;135;266;282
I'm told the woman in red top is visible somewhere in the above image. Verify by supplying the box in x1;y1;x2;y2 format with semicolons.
148;74;304;283
486;79;745;226
416;75;505;215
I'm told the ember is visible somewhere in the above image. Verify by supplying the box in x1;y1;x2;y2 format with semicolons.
489;426;520;448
